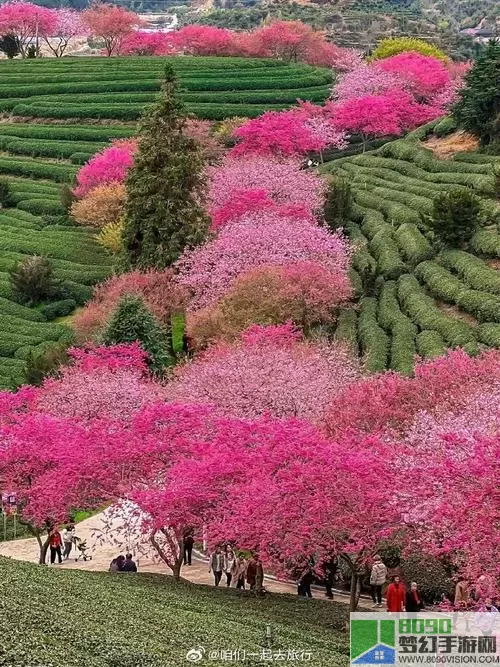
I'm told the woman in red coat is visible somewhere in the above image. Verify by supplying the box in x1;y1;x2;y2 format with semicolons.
386;576;406;612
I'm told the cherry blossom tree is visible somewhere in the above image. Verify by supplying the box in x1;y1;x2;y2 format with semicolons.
72;270;186;342
118;30;175;56
186;261;353;347
377;52;451;102
232;108;348;158
333;63;402;101
0;1;56;57
43;8;86;58
82;2;140;56
207;156;326;223
166;323;360;422
175;211;350;310
172;24;234;56
73;139;137;198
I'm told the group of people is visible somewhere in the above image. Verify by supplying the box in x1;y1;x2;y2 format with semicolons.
109;553;138;572
47;524;76;564
208;546;264;591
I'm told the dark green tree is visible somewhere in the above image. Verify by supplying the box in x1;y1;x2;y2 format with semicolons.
430;188;481;247
323;175;352;231
122;65;210;270
102;294;172;375
453;40;500;146
9;255;60;305
0;34;20;59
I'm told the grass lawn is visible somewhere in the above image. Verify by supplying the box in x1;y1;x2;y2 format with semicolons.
0;557;349;666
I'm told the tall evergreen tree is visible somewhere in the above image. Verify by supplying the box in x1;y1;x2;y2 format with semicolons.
453;40;500;146
102;294;172;375
122;65;210;269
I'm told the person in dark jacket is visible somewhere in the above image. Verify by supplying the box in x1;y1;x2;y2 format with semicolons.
121;553;137;572
183;529;194;566
405;582;424;612
298;567;314;598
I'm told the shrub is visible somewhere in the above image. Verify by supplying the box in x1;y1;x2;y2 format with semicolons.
370;231;407;280
400;554;453;604
9;256;60;306
416;330;447;359
477;323;500;348
97;219;124;255
333;308;358;351
24;343;69;387
71;182;127;229
470;230;500;258
394;223;432;265
358;296;389;372
0;177;13;207
430;188;481;247
323;176;352;231
369;37;448;63
40;299;77;321
102;294;172;375
390;321;417;376
439;250;500;295
434;116;457;138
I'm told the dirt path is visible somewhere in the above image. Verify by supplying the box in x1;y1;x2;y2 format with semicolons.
0;510;371;606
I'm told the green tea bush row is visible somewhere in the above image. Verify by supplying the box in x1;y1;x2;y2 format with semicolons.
439;249;500;295
337;160;451;195
16;199;66;216
377;140;492;174
416;329;447;359
397;274;478;351
395;223;432;265
69;152;95;165
476;323;500;347
358;296;390;372
433;117;457;138
377;280;415;331
0;136;106;160
457;290;500;323
454;153;500;164
346;222;377;279
0;295;45;321
0;123;134;142
360;209;394;239
390;321;417;375
61;280;92;305
369;230;407;280
469;230;500;257
333;307;358;350
354;189;421;226
350;155;496;194
0;156;75;183
348;267;363;297
40;298;76;321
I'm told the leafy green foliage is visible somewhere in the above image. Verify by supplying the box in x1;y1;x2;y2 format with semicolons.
0;177;13;208
400;554;453;604
9;255;59;306
453;40;500;146
430;188;481;247
123;66;210;270
358;296;389;372
0;34;20;59
24;342;69;386
102;294;171;375
323;176;352;231
370;37;449;62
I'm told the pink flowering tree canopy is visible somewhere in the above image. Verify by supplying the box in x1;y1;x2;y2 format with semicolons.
82;2;141;56
43;8;86;57
0;1;56;57
73;139;137;198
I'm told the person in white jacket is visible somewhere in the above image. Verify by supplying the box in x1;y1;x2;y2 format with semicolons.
370;555;387;607
61;523;75;561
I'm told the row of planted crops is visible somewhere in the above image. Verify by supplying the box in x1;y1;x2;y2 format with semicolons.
0;55;332;387
323;129;500;375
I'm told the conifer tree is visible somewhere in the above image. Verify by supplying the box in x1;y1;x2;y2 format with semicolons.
102;294;171;375
453;41;500;146
122;65;209;269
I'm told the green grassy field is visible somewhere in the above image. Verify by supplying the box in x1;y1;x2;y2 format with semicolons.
0;557;348;667
321;125;500;374
0;56;333;388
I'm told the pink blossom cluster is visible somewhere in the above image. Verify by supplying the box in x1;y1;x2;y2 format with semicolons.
73;139;137;199
175;210;350;310
165;323;360;422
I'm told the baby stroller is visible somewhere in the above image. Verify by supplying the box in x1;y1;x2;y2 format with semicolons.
74;536;93;562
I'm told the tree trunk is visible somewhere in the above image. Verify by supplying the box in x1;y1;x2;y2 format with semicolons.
350;571;359;612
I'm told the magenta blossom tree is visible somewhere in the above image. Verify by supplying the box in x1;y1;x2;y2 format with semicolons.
0;1;56;57
43;8;86;57
73;139;137;198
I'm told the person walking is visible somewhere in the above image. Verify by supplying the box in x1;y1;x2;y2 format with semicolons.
61;523;75;561
209;547;224;586
246;555;258;590
386;576;406;612
322;557;338;600
477;599;499;637
453;576;471;631
223;547;237;587
255;554;264;593
121;553;137;572
235;555;248;589
405;582;424;612
183;529;194;566
370;555;387;608
48;526;63;565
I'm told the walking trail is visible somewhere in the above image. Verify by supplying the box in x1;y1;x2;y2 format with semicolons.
0;509;371;607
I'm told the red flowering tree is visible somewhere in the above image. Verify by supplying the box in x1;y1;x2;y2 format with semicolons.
82;2;140;56
377;52;451;102
0;1;56;57
172;24;234;56
118;30;175;56
43;8;86;57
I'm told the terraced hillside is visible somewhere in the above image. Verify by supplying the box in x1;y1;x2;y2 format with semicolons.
0;56;332;389
321;127;500;374
0;56;331;121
